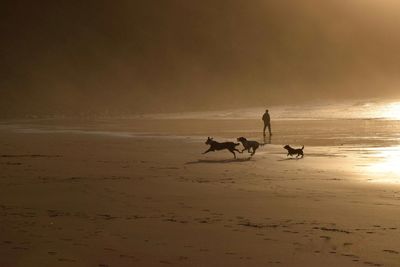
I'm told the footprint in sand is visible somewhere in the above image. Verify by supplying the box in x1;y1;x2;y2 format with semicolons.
341;253;359;259
382;249;399;254
119;254;136;260
320;235;331;240
363;261;382;266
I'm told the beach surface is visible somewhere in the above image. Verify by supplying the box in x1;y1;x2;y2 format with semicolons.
1;118;400;266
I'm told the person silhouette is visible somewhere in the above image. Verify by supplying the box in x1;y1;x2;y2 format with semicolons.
262;109;272;136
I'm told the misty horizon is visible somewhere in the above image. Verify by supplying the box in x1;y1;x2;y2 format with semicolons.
2;0;400;116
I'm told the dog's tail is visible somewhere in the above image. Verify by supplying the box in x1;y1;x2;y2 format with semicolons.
301;145;304;150
260;143;266;146
235;143;240;146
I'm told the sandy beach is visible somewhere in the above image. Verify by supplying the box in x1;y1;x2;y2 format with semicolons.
1;119;400;266
4;0;400;265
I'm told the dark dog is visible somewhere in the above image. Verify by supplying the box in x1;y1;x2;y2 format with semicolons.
237;137;264;156
203;137;241;158
283;145;304;158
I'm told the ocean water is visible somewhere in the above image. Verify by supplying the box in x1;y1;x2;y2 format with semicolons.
139;99;400;121
2;99;400;147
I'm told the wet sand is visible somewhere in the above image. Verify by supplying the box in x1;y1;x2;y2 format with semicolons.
1;119;400;266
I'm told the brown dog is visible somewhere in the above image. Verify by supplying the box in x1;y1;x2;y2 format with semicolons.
283;145;304;158
237;137;264;156
203;137;241;159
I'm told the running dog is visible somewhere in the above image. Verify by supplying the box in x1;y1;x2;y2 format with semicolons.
237;137;264;156
283;145;304;158
203;137;241;159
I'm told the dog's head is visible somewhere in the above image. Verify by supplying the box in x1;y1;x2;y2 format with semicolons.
205;137;213;145
283;145;291;150
237;137;247;142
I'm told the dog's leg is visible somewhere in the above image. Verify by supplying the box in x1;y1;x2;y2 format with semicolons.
202;148;213;154
251;147;257;156
229;149;237;159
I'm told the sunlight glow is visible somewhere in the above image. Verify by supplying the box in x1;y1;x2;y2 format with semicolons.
380;102;400;120
365;147;400;183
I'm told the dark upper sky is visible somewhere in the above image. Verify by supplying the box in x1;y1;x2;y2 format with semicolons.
1;0;400;116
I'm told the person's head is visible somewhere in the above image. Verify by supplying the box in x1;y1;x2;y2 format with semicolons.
265;109;269;113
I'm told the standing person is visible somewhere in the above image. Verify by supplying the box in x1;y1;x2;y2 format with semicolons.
262;109;272;136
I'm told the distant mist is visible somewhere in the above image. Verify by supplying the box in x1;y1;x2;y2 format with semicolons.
2;0;400;117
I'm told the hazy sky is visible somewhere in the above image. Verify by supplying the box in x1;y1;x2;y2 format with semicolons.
2;0;400;115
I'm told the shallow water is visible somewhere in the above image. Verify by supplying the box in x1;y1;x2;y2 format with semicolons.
137;99;400;121
2;99;400;184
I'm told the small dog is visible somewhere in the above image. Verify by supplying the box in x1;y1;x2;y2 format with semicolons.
237;137;264;156
283;145;304;158
203;137;241;158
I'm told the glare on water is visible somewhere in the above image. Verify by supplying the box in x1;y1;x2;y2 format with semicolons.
359;102;400;182
364;147;400;183
379;102;400;120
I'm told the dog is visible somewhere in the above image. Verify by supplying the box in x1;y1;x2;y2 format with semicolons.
203;137;241;158
237;137;264;156
283;145;304;158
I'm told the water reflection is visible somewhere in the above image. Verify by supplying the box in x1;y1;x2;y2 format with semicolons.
363;146;400;183
379;102;400;120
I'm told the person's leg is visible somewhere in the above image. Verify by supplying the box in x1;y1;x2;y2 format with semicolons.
268;124;272;136
263;123;267;135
